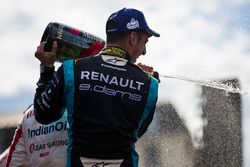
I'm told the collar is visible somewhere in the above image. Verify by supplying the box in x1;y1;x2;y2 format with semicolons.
101;46;131;61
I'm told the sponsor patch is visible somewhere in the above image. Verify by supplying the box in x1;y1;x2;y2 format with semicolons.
102;55;127;66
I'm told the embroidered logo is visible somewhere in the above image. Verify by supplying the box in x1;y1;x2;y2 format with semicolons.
127;18;139;29
102;55;127;66
92;162;110;167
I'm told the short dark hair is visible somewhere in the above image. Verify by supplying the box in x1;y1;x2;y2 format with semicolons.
135;30;148;40
106;30;148;43
106;31;130;43
106;19;129;43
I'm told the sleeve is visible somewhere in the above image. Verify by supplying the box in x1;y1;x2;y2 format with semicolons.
137;77;158;138
6;118;28;167
0;147;9;167
34;64;65;124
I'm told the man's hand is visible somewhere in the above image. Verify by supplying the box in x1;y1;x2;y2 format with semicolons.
35;41;57;67
137;63;160;83
137;63;153;74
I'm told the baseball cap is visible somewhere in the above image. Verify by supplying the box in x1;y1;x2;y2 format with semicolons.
106;8;160;37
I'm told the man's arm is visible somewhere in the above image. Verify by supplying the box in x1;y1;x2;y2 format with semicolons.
34;65;65;124
138;77;158;138
138;99;157;138
34;41;65;124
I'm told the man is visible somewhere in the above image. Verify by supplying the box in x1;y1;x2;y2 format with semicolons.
34;8;160;167
6;105;68;167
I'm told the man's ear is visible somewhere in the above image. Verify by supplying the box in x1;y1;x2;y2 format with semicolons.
129;31;138;46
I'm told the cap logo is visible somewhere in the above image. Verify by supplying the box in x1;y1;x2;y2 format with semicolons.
127;18;139;30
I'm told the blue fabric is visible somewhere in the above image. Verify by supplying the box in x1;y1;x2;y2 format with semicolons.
138;77;158;130
131;144;139;167
131;77;158;166
63;60;75;167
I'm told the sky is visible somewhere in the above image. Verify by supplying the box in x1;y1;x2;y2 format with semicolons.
0;0;250;165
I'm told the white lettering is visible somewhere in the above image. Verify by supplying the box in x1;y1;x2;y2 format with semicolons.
136;81;144;91
81;71;90;79
57;25;64;39
79;83;142;101
100;73;109;83
120;78;129;88
109;76;119;86
80;71;145;91
129;80;137;90
91;71;99;80
94;85;105;93
79;84;91;91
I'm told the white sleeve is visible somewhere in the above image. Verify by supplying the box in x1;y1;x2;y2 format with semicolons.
0;147;9;167
6;117;28;167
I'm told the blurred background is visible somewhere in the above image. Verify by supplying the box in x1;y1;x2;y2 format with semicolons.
0;0;249;166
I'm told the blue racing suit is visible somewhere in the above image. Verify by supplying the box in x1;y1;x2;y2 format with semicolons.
34;46;158;167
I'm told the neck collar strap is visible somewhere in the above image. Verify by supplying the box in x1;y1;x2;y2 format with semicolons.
102;46;131;61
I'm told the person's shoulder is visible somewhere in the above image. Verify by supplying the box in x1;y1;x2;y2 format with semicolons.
22;105;35;121
77;54;100;62
129;63;150;78
75;54;101;68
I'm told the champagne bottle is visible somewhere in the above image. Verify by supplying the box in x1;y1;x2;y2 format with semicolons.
40;22;105;62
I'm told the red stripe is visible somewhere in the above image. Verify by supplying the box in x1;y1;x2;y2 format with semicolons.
40;151;49;157
70;28;81;35
26;108;33;118
6;127;23;167
80;41;104;57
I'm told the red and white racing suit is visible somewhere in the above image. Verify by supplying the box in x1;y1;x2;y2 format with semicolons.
6;105;68;167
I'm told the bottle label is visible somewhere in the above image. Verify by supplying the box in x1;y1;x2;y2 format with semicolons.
41;22;105;62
